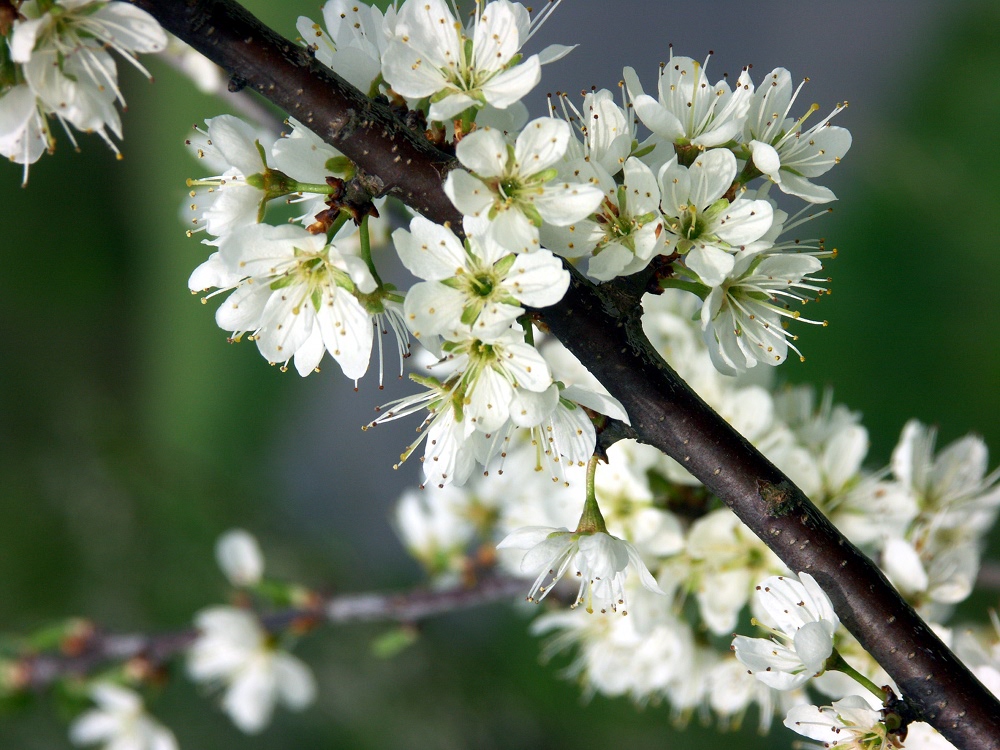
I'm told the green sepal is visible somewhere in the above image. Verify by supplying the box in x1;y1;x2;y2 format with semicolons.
269;274;296;291
250;580;310;608
460;299;484;326
495;290;519;307
520;202;544;228
616;184;628;214
440;276;464;290
631;140;656;160
409;373;443;389
429;88;453;104
371;626;419;659
310;287;323;312
245;167;296;201
532;167;559;184
330;267;357;293
493;253;517;276
325;155;355;177
504;52;524;69
703;197;731;222
24;620;87;652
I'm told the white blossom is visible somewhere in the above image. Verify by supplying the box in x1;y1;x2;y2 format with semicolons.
187;607;316;734
297;0;396;94
891;420;1000;530
542;156;664;281
497;526;663;614
657;149;774;286
8;0;165;172
190;223;379;379
550;87;635;176
69;683;177;750
382;0;569;123
700;252;827;374
472;383;609;483
394;216;569;340
216;529;265;587
445;118;604;253
447;328;553;429
184;115;275;238
783;696;889;749
732;573;839;690
744;67;852;203
623;53;754;151
687;508;782;635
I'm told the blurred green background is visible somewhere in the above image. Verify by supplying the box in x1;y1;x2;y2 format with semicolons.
1;0;998;747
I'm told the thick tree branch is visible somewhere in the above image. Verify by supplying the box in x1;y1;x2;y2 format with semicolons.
21;575;526;691
126;1;1000;747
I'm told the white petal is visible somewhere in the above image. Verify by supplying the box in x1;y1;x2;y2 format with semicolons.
91;3;168;53
497;340;551;392
657;157;690;218
482;56;541;110
712;198;773;246
749;139;781;178
622;156;660;214
532;182;604;226
466;366;514;432
403;282;466;339
216;529;264;586
486;205;539;253
273;654;317;710
393;217;468;281
508;384;559;428
455;126;509;177
562;385;629;424
444;169;494;217
69;711;120;744
381;39;446;99
777;172;837;204
223;659;276;734
685;244;735;287
632;94;684;142
514;117;570;174
502;249;569;307
318;290;374;379
688;148;737;209
587;243;632;281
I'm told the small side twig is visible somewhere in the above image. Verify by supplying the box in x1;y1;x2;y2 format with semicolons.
19;575;525;691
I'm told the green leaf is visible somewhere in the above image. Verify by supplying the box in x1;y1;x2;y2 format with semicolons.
371;626;419;659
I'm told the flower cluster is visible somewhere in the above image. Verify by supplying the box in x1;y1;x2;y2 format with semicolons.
56;530;316;747
8;0;999;747
174;0;858;490
0;0;166;183
391;288;1000;739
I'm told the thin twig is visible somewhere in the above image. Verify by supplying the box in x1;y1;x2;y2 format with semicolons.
22;575;526;691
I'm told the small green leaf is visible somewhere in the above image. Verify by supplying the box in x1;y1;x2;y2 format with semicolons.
371;627;419;659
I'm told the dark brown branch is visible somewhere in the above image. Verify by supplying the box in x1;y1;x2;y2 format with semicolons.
129;0;462;224
22;576;525;691
125;1;1000;747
